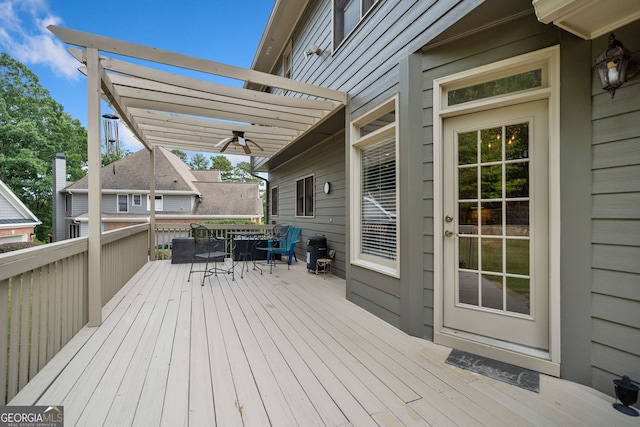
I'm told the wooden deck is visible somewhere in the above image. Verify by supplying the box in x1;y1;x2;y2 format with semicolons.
10;259;636;426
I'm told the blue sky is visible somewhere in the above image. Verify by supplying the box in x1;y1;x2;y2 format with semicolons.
0;0;276;159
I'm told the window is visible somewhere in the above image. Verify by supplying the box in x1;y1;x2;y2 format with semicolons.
296;175;314;217
132;194;142;206
282;41;292;79
147;195;163;211
117;194;128;213
69;223;80;239
271;186;279;216
333;0;377;48
350;95;399;276
65;194;72;213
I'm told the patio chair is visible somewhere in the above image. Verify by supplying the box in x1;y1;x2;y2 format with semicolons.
187;223;232;285
260;226;301;273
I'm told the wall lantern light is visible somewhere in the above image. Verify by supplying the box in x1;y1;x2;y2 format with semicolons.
594;34;635;98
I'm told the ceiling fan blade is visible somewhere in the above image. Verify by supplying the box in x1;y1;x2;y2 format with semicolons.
247;138;265;151
242;144;251;155
219;140;233;153
215;137;232;147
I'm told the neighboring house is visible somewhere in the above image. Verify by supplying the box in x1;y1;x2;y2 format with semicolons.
0;179;41;243
52;147;263;240
248;0;640;398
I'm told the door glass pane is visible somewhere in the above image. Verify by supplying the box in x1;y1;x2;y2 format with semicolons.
481;274;504;310
481;127;502;162
481;238;502;273
480;202;502;235
459;236;478;270
481;165;502;199
458;131;477;165
458;272;479;306
506;239;529;275
458;167;477;199
506;201;529;236
506;277;530;315
506;163;529;198
506;123;529;160
459;202;478;245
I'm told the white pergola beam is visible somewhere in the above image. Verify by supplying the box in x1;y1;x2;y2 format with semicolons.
130;109;301;137
49;25;347;103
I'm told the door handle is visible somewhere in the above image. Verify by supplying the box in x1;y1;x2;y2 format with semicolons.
444;230;454;237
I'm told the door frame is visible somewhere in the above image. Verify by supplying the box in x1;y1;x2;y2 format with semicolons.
432;46;561;376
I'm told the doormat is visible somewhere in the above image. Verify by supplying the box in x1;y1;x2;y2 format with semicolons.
445;349;540;392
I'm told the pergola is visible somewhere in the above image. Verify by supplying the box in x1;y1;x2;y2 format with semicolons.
49;26;347;326
48;26;346;158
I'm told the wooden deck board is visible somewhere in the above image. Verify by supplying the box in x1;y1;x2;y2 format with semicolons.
9;260;638;426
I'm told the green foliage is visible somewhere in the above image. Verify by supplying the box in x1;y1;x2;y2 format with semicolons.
170;149;187;162
102;148;132;166
188;153;209;170
0;53;88;240
210;155;233;180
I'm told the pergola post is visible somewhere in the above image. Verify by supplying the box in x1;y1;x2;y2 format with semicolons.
149;147;156;261
86;47;102;327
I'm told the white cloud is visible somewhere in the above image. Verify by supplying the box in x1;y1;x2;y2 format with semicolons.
0;0;79;80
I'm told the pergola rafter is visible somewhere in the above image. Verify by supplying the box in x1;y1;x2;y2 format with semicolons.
50;25;346;158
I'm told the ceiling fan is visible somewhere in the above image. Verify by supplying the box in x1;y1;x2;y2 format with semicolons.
215;131;264;155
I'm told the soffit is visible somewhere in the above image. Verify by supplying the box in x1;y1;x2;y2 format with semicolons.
48;25;346;159
251;0;310;74
532;0;640;40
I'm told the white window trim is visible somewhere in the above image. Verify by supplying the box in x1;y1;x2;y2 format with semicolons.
349;94;400;277
132;194;142;207
295;174;315;218
117;194;129;213
147;194;164;211
432;46;561;368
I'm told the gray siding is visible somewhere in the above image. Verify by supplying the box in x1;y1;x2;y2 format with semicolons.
162;195;192;212
281;0;479;335
268;131;346;279
589;22;640;395
0;194;22;219
267;0;640;398
73;194;88;216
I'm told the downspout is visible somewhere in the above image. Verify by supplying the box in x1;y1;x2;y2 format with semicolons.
251;172;269;225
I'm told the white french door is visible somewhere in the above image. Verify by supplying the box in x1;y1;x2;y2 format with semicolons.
443;100;549;350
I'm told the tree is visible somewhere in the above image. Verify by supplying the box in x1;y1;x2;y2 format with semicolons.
231;161;260;183
210;155;233;180
170;149;187;162
102;148;132;166
188;153;209;170
0;53;88;241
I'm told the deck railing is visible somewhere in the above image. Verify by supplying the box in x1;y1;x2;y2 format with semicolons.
153;223;275;260
0;224;149;404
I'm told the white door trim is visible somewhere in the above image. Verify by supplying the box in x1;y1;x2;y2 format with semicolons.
432;46;561;376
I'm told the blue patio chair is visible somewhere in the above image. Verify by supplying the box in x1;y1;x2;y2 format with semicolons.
262;226;301;273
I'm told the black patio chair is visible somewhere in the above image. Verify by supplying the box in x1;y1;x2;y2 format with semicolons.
187;223;232;285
